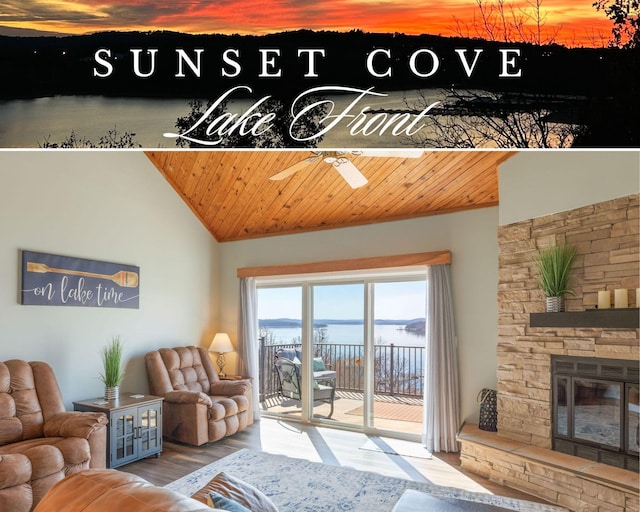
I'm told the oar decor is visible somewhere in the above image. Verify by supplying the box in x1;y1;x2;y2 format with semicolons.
21;250;140;309
27;262;139;288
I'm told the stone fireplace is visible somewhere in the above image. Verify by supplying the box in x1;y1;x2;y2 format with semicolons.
459;194;639;511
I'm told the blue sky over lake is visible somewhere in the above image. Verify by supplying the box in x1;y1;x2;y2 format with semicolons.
258;280;426;320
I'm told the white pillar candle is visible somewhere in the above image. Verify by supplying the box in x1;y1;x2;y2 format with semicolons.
614;289;628;309
598;290;611;309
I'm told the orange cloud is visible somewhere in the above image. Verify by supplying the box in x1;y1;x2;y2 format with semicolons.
2;0;614;47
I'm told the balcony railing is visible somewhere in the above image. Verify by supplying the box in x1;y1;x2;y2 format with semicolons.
258;338;424;406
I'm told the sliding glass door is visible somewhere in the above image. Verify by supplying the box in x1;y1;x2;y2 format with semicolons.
257;274;426;438
312;283;365;425
371;281;426;435
257;285;304;420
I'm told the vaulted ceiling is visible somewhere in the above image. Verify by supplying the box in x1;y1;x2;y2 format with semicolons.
145;150;514;242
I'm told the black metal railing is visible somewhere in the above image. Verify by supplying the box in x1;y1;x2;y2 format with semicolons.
259;338;424;406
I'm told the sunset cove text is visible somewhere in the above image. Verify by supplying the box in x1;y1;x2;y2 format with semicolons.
163;85;440;145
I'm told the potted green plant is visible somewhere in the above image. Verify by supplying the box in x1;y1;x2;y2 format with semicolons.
100;336;125;400
534;244;577;312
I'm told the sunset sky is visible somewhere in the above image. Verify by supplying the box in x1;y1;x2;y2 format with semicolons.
1;0;614;47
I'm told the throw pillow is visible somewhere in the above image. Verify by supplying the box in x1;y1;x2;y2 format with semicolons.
207;491;251;512
202;472;278;512
312;357;326;371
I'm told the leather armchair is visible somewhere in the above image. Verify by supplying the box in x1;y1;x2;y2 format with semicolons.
0;360;108;512
145;346;252;446
34;469;210;512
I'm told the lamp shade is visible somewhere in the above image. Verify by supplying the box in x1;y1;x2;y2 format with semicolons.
209;332;234;353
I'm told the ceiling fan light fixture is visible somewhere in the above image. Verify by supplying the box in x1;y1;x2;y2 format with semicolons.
268;149;424;188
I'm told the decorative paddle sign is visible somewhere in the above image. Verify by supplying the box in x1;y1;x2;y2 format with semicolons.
21;250;140;309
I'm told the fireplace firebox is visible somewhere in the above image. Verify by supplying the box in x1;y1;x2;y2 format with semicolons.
552;355;639;472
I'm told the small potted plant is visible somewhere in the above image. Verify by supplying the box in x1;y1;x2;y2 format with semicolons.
534;244;577;312
100;336;125;400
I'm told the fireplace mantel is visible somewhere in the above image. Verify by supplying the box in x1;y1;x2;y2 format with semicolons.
530;309;640;329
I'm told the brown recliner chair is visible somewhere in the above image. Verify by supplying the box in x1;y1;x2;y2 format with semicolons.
0;360;108;512
145;346;253;446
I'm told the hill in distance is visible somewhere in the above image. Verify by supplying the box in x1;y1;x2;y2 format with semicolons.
259;318;425;328
0;25;69;37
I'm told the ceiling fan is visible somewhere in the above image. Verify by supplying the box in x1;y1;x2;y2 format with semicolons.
268;149;424;189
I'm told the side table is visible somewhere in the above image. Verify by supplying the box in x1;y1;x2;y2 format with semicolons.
73;393;163;468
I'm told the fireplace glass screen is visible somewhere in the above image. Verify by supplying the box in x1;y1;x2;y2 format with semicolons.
628;384;639;454
574;379;620;449
552;356;639;472
556;377;568;436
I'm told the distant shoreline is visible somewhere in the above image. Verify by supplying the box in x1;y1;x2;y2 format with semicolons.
259;318;425;327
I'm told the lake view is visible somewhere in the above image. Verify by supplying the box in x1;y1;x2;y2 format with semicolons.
263;323;426;348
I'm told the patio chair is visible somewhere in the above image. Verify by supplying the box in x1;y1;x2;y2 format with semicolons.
275;348;337;386
274;356;335;419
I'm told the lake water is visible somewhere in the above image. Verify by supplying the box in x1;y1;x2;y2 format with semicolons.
264;323;425;348
0;89;443;148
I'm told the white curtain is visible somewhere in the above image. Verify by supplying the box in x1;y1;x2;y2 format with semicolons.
422;264;460;452
238;277;260;421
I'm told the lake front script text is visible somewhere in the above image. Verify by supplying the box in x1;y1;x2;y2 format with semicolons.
163;85;440;146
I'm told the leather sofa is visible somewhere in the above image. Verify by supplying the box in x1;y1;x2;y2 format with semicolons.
145;346;253;446
34;469;210;512
0;360;108;512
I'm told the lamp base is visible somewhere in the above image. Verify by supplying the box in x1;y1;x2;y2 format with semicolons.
216;352;227;378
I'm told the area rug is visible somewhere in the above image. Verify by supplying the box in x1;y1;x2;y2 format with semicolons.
164;449;566;512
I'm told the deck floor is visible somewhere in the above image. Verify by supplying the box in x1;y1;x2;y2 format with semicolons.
262;391;423;436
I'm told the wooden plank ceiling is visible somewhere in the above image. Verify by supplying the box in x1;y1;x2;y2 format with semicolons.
145;150;513;242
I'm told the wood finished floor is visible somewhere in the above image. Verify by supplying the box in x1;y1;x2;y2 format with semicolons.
121;417;548;505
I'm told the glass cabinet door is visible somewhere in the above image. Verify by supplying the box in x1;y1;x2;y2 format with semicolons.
111;411;137;466
138;403;162;459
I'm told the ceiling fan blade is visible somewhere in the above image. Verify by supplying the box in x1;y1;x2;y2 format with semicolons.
269;156;319;181
357;149;424;158
333;159;368;189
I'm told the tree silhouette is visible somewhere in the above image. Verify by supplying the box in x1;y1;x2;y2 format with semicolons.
403;89;582;148
453;0;560;46
574;2;639;145
39;127;141;148
593;0;639;48
402;0;640;148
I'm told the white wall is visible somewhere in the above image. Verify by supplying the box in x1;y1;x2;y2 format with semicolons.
218;207;500;425
0;151;218;407
499;151;640;225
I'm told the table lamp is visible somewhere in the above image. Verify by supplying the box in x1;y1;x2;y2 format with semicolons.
209;332;234;377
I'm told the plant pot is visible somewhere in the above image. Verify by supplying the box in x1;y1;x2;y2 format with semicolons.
104;386;120;400
546;296;564;313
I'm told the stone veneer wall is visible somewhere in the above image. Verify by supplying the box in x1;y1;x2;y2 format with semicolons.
497;194;639;447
